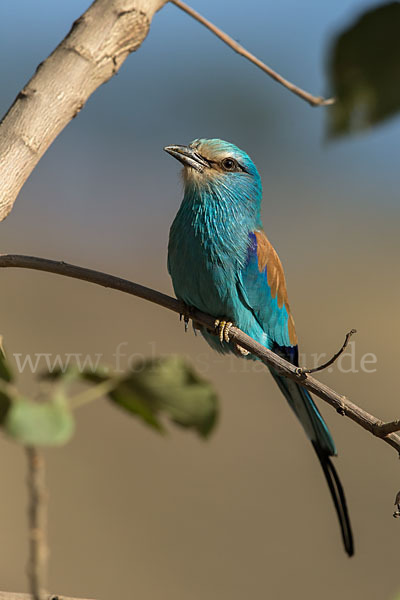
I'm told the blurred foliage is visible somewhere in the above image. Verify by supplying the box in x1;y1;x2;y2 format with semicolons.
328;2;400;136
0;340;218;446
4;393;75;446
84;356;219;437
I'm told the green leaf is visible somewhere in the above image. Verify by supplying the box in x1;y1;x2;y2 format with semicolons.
327;2;400;136
110;357;218;438
108;377;164;432
5;395;75;446
0;336;14;383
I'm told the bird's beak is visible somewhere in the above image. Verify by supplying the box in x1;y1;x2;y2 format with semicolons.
164;145;210;172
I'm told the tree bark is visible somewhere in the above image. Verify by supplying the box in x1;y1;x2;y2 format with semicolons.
0;0;168;221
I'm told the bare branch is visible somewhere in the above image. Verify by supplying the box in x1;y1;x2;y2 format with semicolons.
170;0;335;107
25;448;48;600
0;0;167;221
0;253;399;454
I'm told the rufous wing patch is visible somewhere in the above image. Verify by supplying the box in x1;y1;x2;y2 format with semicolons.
254;230;298;346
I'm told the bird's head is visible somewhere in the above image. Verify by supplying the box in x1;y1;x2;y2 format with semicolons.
164;138;262;216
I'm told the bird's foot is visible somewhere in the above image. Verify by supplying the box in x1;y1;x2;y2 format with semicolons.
214;319;233;344
214;319;249;354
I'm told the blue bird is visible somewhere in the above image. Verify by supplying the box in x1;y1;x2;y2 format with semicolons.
165;138;353;556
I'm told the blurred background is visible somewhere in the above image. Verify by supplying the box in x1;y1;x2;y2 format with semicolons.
0;1;399;598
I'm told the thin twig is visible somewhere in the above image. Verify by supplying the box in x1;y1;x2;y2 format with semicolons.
297;329;357;375
170;0;335;107
25;447;48;600
1;253;400;453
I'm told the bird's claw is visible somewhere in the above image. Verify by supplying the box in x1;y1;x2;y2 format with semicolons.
214;319;233;344
179;313;190;332
180;304;194;332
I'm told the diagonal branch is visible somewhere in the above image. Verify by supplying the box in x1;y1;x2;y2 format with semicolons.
170;0;335;107
0;0;168;222
0;253;399;453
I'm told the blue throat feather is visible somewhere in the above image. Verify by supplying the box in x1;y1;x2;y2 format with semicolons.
165;138;354;557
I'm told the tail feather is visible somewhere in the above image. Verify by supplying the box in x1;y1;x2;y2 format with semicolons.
270;370;354;556
312;442;354;557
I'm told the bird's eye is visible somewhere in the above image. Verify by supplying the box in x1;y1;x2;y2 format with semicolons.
221;158;238;171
